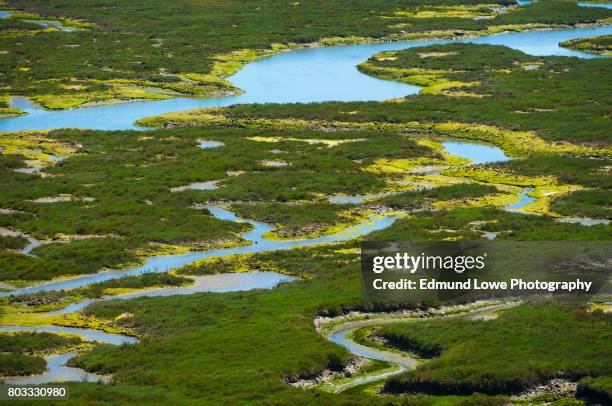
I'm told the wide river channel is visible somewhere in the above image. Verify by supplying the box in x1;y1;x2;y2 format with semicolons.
0;24;610;132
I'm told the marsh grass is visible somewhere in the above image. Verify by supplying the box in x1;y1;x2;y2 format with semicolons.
380;304;612;395
0;1;609;107
0;331;82;376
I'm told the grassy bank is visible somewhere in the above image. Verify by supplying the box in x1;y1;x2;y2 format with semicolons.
0;125;437;281
60;245;510;404
577;376;612;404
145;42;612;146
378;303;611;395
560;34;612;55
0;331;82;376
0;1;610;108
5;273;191;311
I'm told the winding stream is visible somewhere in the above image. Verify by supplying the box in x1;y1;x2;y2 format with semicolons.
0;227;44;256
0;207;395;384
1;4;610;386
504;187;536;212
0;206;397;298
325;302;518;392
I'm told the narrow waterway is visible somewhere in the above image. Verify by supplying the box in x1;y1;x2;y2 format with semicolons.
0;196;396;383
578;2;612;9
325;303;518;392
504;187;536;212
46;271;297;316
0;227;44;256
1;269;295;384
0;207;397;297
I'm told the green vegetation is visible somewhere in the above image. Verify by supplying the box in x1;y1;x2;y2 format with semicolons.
0;1;610;404
551;189;612;218
231;203;367;239
78;273;188;298
0;331;82;376
378;304;612;395
560;34;612;55
577;376;612;404
315;359;402;394
7;273;190;308
53;246;504;404
0;0;610;108
0;241;142;281
0;331;81;352
381;183;499;210
142;42;612;221
0;352;45;376
158;42;612;146
0;126;439;281
0;234;27;249
4;113;605;283
177;254;273;276
65;247;370;403
0;95;25;117
370;207;612;241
